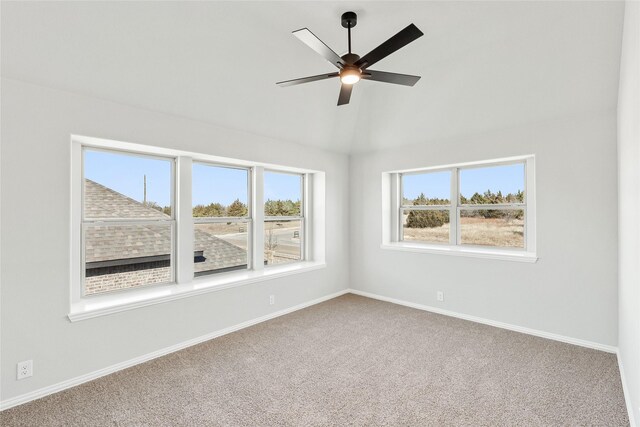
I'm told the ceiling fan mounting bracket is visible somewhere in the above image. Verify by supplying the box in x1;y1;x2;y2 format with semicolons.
341;11;357;28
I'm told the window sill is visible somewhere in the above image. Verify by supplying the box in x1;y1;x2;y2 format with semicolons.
381;242;538;263
68;261;326;322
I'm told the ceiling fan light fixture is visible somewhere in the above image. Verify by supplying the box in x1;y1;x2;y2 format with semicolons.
340;67;361;85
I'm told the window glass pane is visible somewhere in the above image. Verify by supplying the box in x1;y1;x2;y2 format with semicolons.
459;163;525;204
460;209;524;248
264;220;302;265
84;223;173;295
193;164;249;218
84;149;172;219
194;222;249;276
402;171;450;205
402;210;450;244
264;172;302;216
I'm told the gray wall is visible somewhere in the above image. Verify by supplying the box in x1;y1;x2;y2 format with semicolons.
349;111;619;347
0;78;350;401
617;1;640;423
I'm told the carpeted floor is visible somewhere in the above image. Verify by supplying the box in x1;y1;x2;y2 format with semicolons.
0;294;629;426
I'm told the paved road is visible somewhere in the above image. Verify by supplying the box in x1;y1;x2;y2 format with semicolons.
222;227;301;258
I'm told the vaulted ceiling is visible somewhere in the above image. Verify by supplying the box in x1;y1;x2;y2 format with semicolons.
1;1;624;153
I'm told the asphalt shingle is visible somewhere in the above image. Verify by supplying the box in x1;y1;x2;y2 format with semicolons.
84;179;247;273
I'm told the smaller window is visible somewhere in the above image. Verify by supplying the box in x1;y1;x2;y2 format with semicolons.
396;158;533;254
192;163;251;277
264;171;304;265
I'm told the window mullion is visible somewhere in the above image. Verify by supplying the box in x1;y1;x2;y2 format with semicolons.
450;168;458;245
176;156;193;283
253;166;265;271
391;173;401;242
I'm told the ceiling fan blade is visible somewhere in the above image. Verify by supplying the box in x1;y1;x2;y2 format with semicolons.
355;24;423;69
337;84;353;106
276;72;339;87
362;70;421;86
293;28;345;69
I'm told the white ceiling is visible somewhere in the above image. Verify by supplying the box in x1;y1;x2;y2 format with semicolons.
1;1;624;153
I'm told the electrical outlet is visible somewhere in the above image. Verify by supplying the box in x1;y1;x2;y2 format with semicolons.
437;291;444;302
269;295;275;305
17;360;33;380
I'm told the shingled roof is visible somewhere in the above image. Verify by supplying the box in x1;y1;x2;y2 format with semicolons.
84;179;247;274
85;179;169;219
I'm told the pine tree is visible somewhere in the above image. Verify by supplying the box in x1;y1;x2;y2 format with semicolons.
406;193;449;228
227;199;248;217
192;202;225;217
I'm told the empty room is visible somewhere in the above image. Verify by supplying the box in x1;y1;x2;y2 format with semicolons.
1;1;638;425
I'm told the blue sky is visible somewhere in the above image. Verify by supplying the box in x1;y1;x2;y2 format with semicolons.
85;150;301;207
403;170;451;200
193;163;248;206
403;164;524;201
85;150;172;206
264;171;301;202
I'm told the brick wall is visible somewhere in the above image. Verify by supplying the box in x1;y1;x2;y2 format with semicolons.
85;265;171;295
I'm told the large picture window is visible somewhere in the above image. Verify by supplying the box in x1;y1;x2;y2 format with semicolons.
392;157;535;259
72;137;322;320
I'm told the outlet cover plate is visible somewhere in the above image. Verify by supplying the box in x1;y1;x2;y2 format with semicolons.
17;360;33;380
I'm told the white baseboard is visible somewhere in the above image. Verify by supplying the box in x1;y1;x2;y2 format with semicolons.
0;289;350;411
617;350;637;427
348;289;618;353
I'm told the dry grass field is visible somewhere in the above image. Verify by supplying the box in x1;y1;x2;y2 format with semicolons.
403;223;450;243
403;217;524;248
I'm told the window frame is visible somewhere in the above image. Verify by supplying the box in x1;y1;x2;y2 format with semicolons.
192;161;253;276
386;156;536;261
70;135;325;321
81;146;177;297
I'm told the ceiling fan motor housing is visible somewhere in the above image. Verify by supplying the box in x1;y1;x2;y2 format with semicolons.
341;53;360;65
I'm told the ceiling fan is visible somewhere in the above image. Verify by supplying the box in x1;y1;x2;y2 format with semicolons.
276;12;423;106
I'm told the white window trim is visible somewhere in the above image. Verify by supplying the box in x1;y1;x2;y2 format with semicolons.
70;135;326;321
382;155;537;263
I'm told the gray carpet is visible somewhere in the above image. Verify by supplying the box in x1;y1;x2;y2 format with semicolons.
0;294;629;426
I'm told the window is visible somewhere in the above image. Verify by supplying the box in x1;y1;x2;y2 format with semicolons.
71;136;324;320
82;148;175;295
389;156;535;260
458;163;525;248
264;171;304;265
401;170;451;244
192;163;251;276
